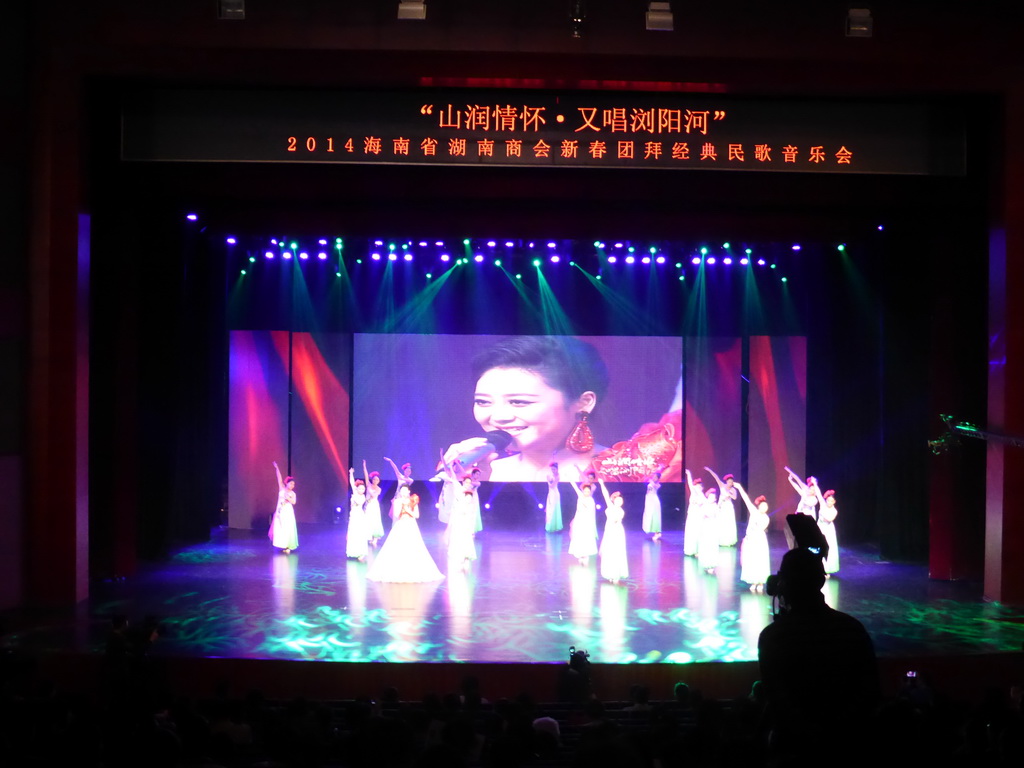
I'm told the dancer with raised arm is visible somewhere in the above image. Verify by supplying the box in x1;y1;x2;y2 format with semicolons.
813;484;840;577
363;460;384;547
437;456;463;525
706;468;738;547
641;466;663;542
697;484;721;574
567;469;599;566
444;464;479;573
346;468;369;561
269;461;298;554
598;478;629;584
735;482;771;592
683;469;704;556
367;486;444;583
545;462;564;533
784;466;819;550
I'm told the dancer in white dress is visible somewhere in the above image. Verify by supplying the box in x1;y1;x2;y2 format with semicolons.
437;458;462;525
363;461;385;547
545;462;564;533
567;476;599;566
469;466;484;533
784;466;819;550
683;469;704;556
445;472;479;573
706;468;738;547
268;461;298;553
813;485;840;576
367;486;444;583
345;468;369;561
697;486;720;574
735;482;771;592
641;467;663;542
598;478;628;584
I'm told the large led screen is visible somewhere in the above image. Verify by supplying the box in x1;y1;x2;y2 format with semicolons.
352;334;683;483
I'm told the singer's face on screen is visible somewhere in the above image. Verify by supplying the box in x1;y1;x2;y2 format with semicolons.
473;367;587;457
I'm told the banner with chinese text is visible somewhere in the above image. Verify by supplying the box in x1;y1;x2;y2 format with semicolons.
121;88;964;175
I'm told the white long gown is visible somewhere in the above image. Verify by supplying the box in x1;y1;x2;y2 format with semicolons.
367;499;443;583
269;488;299;551
568;495;599;559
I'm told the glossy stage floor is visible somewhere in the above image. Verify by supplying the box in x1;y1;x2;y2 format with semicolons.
10;521;1024;674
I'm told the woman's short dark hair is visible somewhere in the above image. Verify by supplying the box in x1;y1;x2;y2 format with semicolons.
471;336;610;402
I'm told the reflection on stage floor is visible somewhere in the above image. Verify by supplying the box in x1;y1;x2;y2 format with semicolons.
5;524;1024;665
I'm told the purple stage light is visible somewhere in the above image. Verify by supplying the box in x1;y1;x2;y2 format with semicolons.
723;257;733;265
186;213;198;221
372;253;381;260
551;255;560;263
318;239;327;245
691;256;701;265
474;254;484;262
299;252;309;259
656;256;666;264
547;242;557;248
757;258;766;266
404;253;413;261
625;255;635;264
374;240;383;246
270;239;278;245
608;255;617;264
318;252;328;260
388;253;398;261
486;241;496;247
484;503;491;510
641;256;651;264
435;240;444;246
792;244;802;251
419;241;428;247
441;254;450;261
283;252;293;259
614;242;624;249
505;241;514;247
265;251;274;259
877;225;885;231
226;237;236;245
740;257;749;265
707;257;716;265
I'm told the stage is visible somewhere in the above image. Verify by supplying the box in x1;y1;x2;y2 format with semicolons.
6;520;1024;694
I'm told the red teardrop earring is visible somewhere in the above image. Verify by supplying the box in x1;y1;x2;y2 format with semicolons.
566;411;595;453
